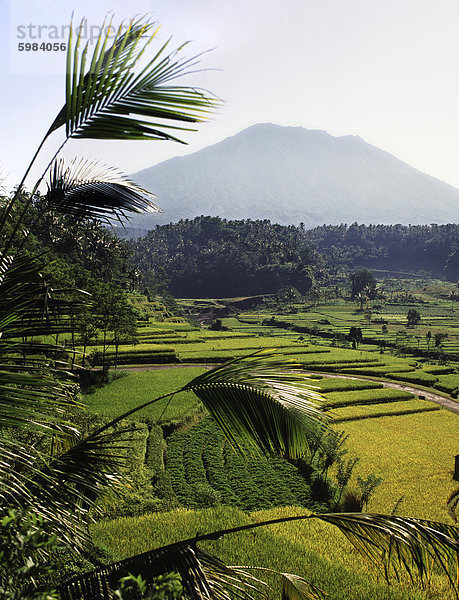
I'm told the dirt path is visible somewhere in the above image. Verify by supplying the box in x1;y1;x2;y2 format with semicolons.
304;371;459;415
124;364;459;415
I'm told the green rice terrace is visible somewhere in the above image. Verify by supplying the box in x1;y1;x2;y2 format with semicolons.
80;282;459;600
4;12;459;598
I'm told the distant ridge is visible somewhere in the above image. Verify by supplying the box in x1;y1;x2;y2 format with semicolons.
130;123;459;229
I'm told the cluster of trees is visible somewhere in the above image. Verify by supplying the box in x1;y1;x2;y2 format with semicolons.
130;219;459;301
303;222;459;280
1;193;140;372
349;268;377;301
27;197;135;290
7;191;135;293
131;216;327;297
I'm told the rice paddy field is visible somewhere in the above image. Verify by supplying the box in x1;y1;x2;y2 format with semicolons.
214;282;459;357
79;284;459;401
83;282;458;600
83;367;207;422
85;318;458;395
85;364;458;599
91;505;456;600
338;410;458;521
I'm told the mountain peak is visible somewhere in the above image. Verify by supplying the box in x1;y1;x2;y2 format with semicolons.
131;123;459;229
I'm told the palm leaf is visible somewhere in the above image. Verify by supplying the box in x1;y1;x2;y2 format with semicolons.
83;350;328;461
46;16;153;137
59;543;266;600
183;351;328;459
45;157;160;222
0;255;83;440
59;507;459;599
281;573;327;600
47;16;219;142
189;510;459;597
0;254;87;339
0;426;132;550
0;252;132;549
0;361;128;549
316;512;459;592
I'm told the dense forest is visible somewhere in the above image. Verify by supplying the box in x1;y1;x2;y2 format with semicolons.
304;222;459;278
22;196;135;291
130;218;459;298
130;216;327;297
13;198;459;300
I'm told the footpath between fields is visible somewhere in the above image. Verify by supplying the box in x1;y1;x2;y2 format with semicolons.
124;364;459;415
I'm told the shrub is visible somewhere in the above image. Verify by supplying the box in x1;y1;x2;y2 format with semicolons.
0;510;59;599
191;483;221;507
340;490;363;512
114;572;183;600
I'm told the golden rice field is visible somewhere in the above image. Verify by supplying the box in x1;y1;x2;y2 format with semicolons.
336;409;459;521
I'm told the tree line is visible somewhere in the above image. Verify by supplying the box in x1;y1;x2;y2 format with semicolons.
130;216;327;297
130;217;459;299
303;222;459;279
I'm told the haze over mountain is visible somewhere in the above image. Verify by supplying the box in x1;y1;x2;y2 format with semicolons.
130;123;459;229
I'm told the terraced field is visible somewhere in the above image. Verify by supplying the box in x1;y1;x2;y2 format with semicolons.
218;295;459;357
89;374;457;600
81;288;459;406
83;287;458;600
92;504;456;600
85;348;458;600
83;366;451;519
86;313;459;401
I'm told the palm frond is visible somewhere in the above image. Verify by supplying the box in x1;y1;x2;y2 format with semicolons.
48;16;219;142
56;496;459;599
0;253;87;339
281;573;327;600
317;512;459;592
0;255;83;441
45;157;160;222
59;542;267;600
0;367;79;435
47;16;151;137
82;351;328;462
183;350;328;459
0;250;131;549
0;426;131;550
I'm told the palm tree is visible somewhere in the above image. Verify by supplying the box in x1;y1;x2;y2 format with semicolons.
0;9;220;577
1;15;458;600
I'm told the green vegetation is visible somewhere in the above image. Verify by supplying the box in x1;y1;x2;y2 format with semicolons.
331;398;440;421
3;10;459;600
313;377;383;392
434;373;459;395
78;284;458;597
87;387;457;599
131;218;459;299
323;387;414;407
304;222;459;279
131;216;323;298
166;417;316;511
385;370;438;386
91;506;455;600
84;368;206;423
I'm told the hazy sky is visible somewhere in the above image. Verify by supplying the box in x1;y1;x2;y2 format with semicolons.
2;0;459;195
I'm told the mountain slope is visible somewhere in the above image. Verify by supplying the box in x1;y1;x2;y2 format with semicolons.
131;123;459;228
